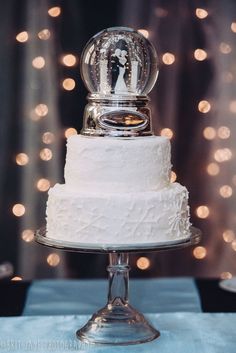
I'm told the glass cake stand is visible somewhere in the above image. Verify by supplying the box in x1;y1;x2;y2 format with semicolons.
35;226;201;346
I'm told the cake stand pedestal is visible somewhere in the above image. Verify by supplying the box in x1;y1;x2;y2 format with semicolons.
35;227;201;346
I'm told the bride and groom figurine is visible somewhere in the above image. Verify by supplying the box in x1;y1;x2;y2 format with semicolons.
111;48;129;94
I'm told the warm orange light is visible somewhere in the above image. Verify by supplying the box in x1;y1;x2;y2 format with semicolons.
39;148;53;161
16;31;28;43
35;104;48;117
220;272;232;279
36;178;50;192
214;148;232;162
42;132;55;144
62;78;76;91
48;6;61;17
231;241;236;251
11;276;23;281
198;100;211;113
195;8;208;19
47;253;60;266
21;229;34;242
170;171;177;183
160;128;174;139
32;56;45;69
12;204;25;217
193;246;207;259
65;128;77;138
223;230;235;243
62;54;77;67
203;127;216;140
231;22;236;33
137;29;149;38
38;29;51;40
206;163;219;176
219;185;233;198
136;257;150;270
217;126;230;139
219;42;231;54
194;49;207;61
196;205;209;219
16;153;29;166
162;53;175;65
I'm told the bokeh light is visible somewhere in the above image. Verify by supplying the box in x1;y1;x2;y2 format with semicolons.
35;104;48;117
198;100;211;113
36;178;50;192
231;22;236;33
231;241;236;251
32;56;45;69
203;126;216;140
48;6;61;17
38;29;51;40
220;272;232;279
195;8;208;19
214;148;232;162
16;31;28;43
194;49;207;61
170;171;177;183
136;257;150;270
219;42;232;54
21;229;34;243
47;253;60;267
206;163;219;176
65;128;77;138
219;185;233;198
193;246;207;259
42;132;55;144
11;276;23;281
16;153;29;166
137;29;149;38
217;126;230;139
196;205;209;219
222;230;235;243
62;78;76;91
62;54;77;67
162;53;175;65
12;204;25;217
39;148;53;161
160;128;174;139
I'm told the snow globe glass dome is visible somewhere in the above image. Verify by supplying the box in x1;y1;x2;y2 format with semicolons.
80;27;159;98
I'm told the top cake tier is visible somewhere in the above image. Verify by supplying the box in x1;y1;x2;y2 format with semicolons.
64;135;171;193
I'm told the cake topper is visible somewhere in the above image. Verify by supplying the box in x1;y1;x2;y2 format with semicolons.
80;27;159;137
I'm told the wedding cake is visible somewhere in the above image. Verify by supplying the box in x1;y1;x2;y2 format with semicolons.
45;27;191;245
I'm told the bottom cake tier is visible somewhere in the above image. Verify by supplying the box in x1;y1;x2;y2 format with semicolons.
46;182;191;244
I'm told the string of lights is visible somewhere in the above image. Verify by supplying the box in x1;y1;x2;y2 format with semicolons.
5;3;236;279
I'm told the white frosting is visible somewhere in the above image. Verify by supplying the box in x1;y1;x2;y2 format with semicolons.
65;135;171;193
46;134;191;244
46;183;191;244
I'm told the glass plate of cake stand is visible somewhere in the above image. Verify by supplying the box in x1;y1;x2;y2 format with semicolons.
35;226;201;346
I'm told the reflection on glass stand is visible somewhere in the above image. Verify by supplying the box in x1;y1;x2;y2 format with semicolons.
35;226;201;346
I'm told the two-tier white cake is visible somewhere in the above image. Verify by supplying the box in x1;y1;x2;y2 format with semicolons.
45;27;191;245
46;134;191;244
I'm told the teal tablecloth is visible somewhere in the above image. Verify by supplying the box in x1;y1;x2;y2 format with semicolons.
0;313;235;352
23;278;202;315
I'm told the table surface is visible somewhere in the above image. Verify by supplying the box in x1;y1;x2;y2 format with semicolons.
0;278;236;316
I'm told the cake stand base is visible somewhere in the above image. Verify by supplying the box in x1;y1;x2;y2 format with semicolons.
35;227;201;346
77;301;159;345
